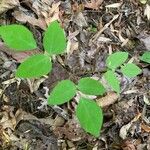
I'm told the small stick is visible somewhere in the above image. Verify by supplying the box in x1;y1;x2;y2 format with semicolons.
89;14;119;45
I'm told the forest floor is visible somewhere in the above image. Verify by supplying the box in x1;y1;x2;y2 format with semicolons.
0;0;150;150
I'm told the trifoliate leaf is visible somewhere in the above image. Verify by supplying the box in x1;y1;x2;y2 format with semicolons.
76;98;103;137
121;63;142;78
104;70;120;93
43;20;66;55
140;51;150;63
16;54;52;78
106;52;128;70
77;77;106;95
0;24;37;51
48;80;76;105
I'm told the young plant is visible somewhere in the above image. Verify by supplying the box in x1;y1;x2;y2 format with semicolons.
140;51;150;63
0;21;66;78
48;78;105;137
0;22;104;137
0;22;145;138
104;52;142;93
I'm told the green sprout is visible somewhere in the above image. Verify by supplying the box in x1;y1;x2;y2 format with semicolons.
48;78;105;137
0;21;67;78
0;22;145;137
140;51;150;63
104;51;142;93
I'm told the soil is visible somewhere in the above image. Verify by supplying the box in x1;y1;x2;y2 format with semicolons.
0;0;150;149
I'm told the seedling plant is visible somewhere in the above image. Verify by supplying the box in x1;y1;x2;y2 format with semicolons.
0;21;147;137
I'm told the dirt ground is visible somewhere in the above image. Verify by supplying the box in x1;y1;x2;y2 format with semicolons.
0;0;150;150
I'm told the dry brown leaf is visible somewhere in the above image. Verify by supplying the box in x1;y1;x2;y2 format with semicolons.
0;108;16;130
96;92;119;108
45;2;60;25
85;0;103;10
0;0;19;14
13;11;46;30
26;1;60;26
121;140;136;150
141;123;150;132
0;41;42;63
11;50;42;62
66;31;79;55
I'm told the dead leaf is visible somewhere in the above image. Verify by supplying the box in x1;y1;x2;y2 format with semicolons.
0;0;19;14
0;107;16;130
138;34;150;50
74;12;88;27
121;140;136;150
119;122;132;140
53;115;65;127
97;36;112;43
66;31;79;55
45;2;61;25
96;92;119;108
119;113;141;139
105;3;122;8
0;41;42;63
11;50;42;62
13;10;46;30
141;123;150;132
27;77;47;93
144;4;150;20
85;0;103;10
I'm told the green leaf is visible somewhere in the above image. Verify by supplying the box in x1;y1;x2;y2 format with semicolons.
77;77;106;95
76;98;103;137
104;70;120;93
121;63;142;78
48;80;76;105
0;25;37;51
106;52;128;69
16;54;52;78
140;52;150;63
43;20;66;55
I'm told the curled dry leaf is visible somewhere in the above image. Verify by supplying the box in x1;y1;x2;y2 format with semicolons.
141;123;150;133
0;107;23;130
0;0;19;14
96;92;119;108
121;140;136;150
85;0;104;10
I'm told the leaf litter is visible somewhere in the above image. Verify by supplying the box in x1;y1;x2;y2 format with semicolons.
0;0;150;149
